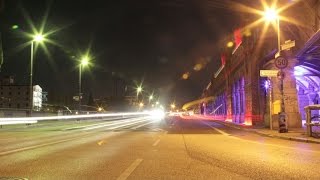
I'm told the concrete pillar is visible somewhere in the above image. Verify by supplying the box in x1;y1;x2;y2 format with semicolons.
297;88;309;120
226;91;233;122
269;58;302;128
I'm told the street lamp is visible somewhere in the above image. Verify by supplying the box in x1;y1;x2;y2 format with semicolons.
263;7;280;54
29;33;45;116
149;95;154;103
78;56;90;113
263;7;287;131
137;86;142;95
171;103;176;109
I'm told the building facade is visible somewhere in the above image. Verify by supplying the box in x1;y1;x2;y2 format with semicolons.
201;0;320;128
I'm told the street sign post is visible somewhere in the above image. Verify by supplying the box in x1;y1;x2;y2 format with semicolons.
281;40;295;51
277;71;285;80
73;96;80;101
260;70;279;77
274;56;288;69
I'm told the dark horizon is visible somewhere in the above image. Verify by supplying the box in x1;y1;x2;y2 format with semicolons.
0;0;238;106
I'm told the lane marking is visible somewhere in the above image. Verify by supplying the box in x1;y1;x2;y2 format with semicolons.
154;128;164;132
131;121;154;130
201;121;230;136
97;140;106;146
202;121;320;153
117;158;143;180
152;139;160;146
63;117;130;130
0;135;86;156
84;117;148;130
108;119;149;130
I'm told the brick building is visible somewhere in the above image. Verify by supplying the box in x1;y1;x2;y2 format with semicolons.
201;0;320;128
0;76;43;111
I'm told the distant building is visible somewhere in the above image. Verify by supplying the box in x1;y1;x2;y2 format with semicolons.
42;91;48;103
0;75;14;85
0;85;43;111
33;85;42;111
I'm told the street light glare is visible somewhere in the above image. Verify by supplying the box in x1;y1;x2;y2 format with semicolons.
81;57;89;66
33;34;44;42
264;8;278;21
137;86;142;93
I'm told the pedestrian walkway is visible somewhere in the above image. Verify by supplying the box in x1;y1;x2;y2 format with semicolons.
214;120;320;144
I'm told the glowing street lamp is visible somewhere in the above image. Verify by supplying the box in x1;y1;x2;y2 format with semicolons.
29;33;45;116
264;8;278;22
171;103;176;109
139;102;144;108
263;6;287;130
263;7;280;53
33;34;44;42
137;86;142;94
78;55;90;113
149;95;154;102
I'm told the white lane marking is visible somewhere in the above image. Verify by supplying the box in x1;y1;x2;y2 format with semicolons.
131;121;154;130
152;139;160;146
153;128;164;132
108;119;149;130
201;121;230;136
0;136;81;156
63;117;130;130
117;158;143;180
84;117;148;130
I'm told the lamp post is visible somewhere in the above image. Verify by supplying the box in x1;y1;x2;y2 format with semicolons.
264;8;281;53
170;103;176;110
149;95;153;104
29;34;44;116
264;7;287;131
78;56;89;114
136;86;143;104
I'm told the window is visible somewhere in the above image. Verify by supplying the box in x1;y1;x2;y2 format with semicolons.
8;92;12;96
8;103;11;107
26;103;29;107
18;92;20;95
17;104;20;108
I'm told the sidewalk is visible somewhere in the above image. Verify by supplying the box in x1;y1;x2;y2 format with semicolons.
214;120;320;144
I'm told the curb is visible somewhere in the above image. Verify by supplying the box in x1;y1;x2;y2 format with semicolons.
213;120;320;144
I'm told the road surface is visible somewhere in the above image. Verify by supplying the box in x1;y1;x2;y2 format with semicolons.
0;115;320;179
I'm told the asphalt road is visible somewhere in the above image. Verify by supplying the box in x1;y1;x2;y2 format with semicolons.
1;115;320;180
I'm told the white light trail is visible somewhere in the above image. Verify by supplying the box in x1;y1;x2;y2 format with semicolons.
106;118;149;130
0;112;150;122
83;117;148;131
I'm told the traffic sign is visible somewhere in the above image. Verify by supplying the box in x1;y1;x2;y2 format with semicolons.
275;56;288;69
277;71;286;80
281;40;295;51
260;70;279;77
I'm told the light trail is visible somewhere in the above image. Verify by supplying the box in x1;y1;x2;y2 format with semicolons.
83;117;149;131
0;111;151;122
106;118;150;130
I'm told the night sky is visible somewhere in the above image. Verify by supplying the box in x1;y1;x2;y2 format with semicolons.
0;0;238;106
